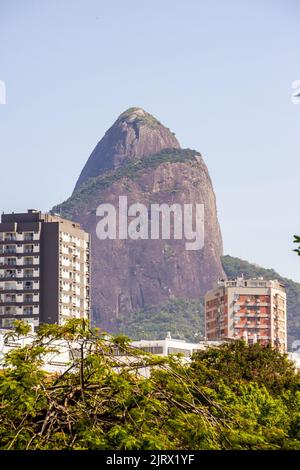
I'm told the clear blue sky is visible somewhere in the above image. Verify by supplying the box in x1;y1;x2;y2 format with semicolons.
0;0;299;280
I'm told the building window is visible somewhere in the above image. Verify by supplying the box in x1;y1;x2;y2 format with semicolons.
7;258;16;266
24;233;34;241
167;347;191;356
138;346;163;354
24;281;33;290
4;233;16;242
24;258;33;266
23;307;33;315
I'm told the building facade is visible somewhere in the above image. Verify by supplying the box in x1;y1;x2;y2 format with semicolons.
0;210;90;329
131;334;224;357
205;277;287;353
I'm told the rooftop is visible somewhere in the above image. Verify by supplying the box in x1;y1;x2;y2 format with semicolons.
215;276;285;291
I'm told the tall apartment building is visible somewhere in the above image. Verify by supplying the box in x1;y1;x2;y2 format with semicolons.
205;277;287;353
0;210;90;329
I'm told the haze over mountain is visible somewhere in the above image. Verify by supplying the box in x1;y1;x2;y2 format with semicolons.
53;108;225;330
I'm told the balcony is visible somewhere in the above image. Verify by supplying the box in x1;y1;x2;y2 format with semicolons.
24;270;34;278
0;247;17;255
24;234;34;241
2;271;16;279
4;284;16;291
4;235;16;242
24;284;34;290
24;259;34;266
0;307;17;315
3;296;16;303
23;307;33;315
3;259;17;267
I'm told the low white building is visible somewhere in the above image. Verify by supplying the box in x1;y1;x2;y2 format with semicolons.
0;329;224;375
131;333;223;358
0;328;79;374
2;327;300;378
288;352;300;370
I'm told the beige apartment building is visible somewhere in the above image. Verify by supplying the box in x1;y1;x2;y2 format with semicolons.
205;277;287;353
0;210;90;330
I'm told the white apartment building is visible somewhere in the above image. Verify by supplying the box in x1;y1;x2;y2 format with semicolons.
0;210;90;329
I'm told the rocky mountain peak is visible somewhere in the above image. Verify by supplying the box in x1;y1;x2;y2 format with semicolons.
54;108;225;334
117;107;152;120
74;107;180;192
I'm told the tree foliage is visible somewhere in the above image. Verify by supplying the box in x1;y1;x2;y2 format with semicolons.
1;320;300;450
294;235;300;256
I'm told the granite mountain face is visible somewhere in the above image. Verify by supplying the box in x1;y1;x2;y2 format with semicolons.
53;108;225;330
74;107;180;191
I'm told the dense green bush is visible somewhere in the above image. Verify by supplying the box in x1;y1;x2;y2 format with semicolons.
1;320;300;450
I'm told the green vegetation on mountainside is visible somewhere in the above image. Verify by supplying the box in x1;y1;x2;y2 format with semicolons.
114;298;204;342
117;107;162;128
52;148;201;219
